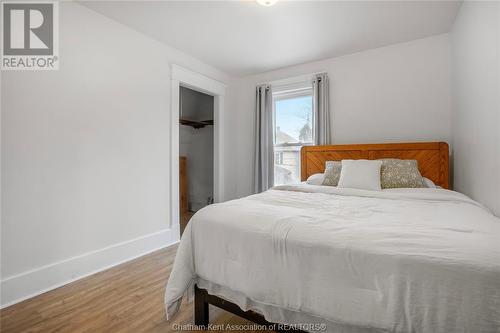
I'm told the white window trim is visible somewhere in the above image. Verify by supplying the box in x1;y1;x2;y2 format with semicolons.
273;83;312;97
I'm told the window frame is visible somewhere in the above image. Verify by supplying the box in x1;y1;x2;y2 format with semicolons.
272;86;314;147
271;84;314;186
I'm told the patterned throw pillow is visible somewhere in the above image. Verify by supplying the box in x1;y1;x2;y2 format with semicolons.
321;161;342;186
379;159;426;189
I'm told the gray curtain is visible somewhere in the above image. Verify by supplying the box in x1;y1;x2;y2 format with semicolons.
254;84;274;193
313;73;331;145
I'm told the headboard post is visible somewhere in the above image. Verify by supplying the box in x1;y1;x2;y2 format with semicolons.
438;142;450;189
301;142;450;189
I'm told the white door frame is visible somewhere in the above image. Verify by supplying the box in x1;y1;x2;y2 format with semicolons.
170;64;226;230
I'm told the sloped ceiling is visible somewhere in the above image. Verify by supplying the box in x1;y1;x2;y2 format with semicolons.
81;1;462;76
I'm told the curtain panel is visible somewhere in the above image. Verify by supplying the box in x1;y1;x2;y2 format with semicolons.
254;85;274;193
313;73;331;145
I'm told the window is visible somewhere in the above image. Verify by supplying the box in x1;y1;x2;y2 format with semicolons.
273;86;313;185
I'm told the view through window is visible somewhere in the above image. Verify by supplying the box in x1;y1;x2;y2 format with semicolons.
273;88;313;185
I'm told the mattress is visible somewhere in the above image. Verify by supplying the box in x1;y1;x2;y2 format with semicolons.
165;184;500;332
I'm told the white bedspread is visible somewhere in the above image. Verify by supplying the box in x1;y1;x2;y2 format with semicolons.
165;185;500;332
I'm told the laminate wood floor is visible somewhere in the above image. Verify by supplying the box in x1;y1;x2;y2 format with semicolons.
0;244;272;333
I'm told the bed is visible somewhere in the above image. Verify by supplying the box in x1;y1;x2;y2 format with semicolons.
165;142;500;332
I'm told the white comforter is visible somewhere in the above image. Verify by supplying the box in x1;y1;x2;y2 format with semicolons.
165;185;500;332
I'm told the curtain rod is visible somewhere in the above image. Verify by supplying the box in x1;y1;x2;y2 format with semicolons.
256;71;327;87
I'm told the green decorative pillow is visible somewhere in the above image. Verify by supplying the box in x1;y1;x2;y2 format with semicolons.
321;161;342;186
380;159;426;189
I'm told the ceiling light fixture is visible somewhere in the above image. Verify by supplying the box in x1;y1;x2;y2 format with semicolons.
256;0;278;7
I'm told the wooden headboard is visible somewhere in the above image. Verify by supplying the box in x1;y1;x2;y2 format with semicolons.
300;142;450;189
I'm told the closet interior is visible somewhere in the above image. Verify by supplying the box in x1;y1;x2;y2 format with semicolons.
179;86;214;234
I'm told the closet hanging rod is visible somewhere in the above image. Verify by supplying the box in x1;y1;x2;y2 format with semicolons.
179;118;213;129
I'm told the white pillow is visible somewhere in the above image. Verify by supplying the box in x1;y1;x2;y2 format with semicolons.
423;177;442;188
306;173;325;185
423;177;435;188
337;160;383;191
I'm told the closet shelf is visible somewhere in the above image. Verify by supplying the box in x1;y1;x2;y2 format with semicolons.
179;118;213;129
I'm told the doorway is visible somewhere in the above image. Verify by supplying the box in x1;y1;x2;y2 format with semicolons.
170;65;226;238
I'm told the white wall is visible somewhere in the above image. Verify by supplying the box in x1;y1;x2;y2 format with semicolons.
451;2;500;216
225;34;452;199
0;2;230;306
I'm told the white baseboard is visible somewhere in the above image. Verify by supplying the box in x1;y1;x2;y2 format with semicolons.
0;226;180;308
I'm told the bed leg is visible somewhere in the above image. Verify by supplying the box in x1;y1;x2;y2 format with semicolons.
194;285;209;329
